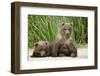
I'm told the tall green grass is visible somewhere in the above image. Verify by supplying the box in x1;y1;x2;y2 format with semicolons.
28;15;88;48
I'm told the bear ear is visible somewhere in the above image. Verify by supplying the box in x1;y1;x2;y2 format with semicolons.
70;22;73;26
62;22;65;26
34;42;38;46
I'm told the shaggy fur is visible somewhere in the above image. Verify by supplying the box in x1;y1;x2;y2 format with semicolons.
52;23;77;57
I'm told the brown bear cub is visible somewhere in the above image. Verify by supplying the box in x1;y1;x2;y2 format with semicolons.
30;41;50;57
30;22;77;57
53;22;77;57
30;41;55;57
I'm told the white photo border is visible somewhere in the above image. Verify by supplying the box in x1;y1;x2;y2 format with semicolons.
20;6;95;70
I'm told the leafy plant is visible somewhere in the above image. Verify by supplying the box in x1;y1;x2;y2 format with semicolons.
28;15;88;48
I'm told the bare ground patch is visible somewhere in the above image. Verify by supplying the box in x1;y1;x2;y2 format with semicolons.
28;48;88;61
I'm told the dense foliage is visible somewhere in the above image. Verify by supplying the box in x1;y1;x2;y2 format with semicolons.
28;15;88;48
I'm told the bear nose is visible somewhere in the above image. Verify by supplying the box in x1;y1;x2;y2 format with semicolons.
66;30;69;34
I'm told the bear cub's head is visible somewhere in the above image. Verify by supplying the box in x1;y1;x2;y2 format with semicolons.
31;41;49;57
60;22;73;39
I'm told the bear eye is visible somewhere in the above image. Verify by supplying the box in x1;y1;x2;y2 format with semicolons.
45;41;48;45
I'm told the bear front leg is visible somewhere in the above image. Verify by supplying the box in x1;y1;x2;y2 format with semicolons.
51;44;58;57
70;50;77;57
68;43;77;57
51;48;58;57
71;48;77;57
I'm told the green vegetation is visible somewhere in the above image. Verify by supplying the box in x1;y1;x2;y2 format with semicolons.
28;15;88;48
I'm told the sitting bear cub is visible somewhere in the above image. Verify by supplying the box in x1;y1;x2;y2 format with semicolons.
53;22;77;57
30;41;50;57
